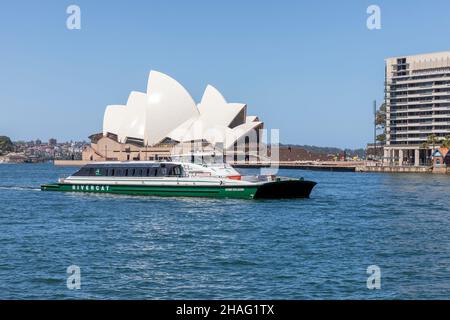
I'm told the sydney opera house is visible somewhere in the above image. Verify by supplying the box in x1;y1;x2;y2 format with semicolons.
82;71;264;162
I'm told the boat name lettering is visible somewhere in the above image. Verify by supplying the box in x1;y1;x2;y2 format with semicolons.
72;185;110;192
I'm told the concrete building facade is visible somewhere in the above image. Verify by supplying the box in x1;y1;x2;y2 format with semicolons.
384;51;450;166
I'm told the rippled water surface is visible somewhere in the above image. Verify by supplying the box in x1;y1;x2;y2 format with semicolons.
1;163;450;299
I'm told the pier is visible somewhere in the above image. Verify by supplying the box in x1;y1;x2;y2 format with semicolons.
355;165;431;173
54;160;90;166
232;161;360;172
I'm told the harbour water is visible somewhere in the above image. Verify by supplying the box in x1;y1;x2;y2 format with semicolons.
1;163;450;299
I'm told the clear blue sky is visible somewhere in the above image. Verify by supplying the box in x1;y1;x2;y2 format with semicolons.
1;0;449;149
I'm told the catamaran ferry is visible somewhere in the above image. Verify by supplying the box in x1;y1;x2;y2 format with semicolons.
41;161;316;199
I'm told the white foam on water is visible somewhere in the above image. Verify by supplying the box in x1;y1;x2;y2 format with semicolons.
0;186;41;191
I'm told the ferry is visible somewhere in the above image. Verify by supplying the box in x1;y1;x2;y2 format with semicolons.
41;161;316;199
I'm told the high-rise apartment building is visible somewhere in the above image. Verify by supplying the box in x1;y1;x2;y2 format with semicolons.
384;51;450;166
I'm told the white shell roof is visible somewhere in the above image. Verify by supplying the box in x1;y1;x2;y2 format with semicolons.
118;91;147;143
144;71;199;145
197;85;246;127
102;70;263;148
224;121;263;149
103;105;125;137
246;115;259;122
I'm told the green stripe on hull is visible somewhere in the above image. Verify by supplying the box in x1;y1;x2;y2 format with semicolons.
41;183;258;199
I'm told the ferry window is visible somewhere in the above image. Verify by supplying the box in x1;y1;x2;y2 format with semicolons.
146;167;156;176
125;169;128;176
116;169;122;176
136;169;143;176
156;167;167;176
111;169;115;176
74;168;90;176
168;166;181;176
89;168;96;176
131;169;136;176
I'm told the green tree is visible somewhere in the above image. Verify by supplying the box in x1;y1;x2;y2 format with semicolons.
375;103;386;128
0;136;14;155
375;103;386;143
422;134;439;149
441;135;450;148
376;133;386;143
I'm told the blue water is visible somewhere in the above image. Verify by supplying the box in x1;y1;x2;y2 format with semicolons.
1;163;450;299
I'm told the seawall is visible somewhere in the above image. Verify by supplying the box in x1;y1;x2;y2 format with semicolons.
356;165;432;173
54;160;90;166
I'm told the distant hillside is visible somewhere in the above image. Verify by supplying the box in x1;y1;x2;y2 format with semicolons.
0;136;14;155
282;144;341;155
281;144;365;159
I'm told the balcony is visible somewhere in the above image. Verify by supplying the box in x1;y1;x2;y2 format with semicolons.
391;74;450;84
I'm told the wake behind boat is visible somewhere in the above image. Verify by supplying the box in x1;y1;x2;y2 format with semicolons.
41;161;316;199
